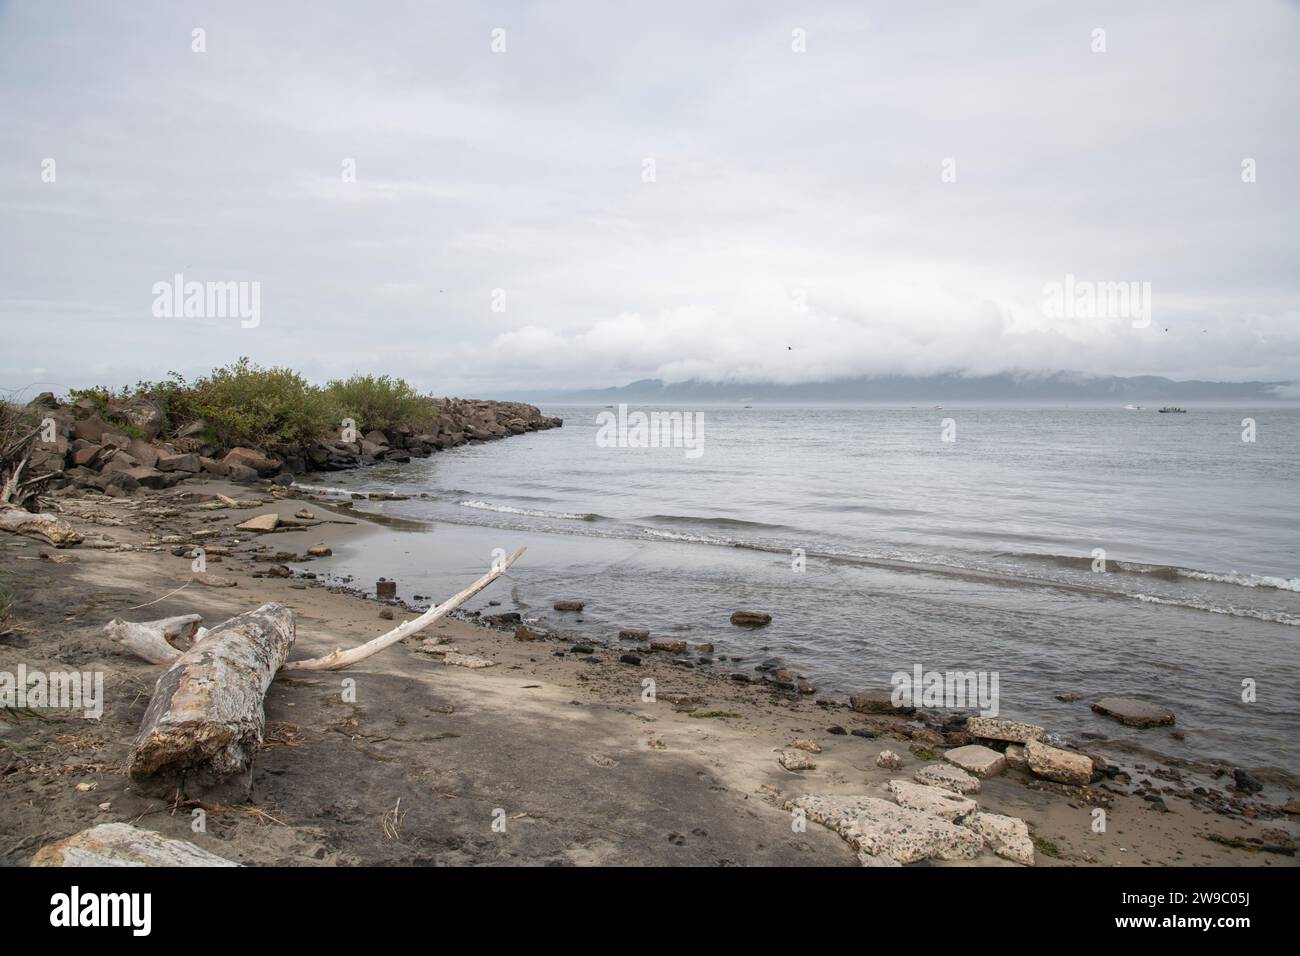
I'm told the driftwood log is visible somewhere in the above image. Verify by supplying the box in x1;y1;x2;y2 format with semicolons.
0;505;83;547
103;613;203;664
124;549;524;793
128;602;294;793
31;822;238;867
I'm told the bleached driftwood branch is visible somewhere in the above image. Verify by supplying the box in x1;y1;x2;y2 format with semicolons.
103;613;204;664
281;545;526;671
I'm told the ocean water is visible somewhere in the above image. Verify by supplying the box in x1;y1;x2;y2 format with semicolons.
295;405;1300;775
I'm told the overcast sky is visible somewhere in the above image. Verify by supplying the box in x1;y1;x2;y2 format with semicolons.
1;0;1297;398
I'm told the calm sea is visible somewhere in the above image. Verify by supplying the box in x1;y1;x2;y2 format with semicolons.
295;405;1300;775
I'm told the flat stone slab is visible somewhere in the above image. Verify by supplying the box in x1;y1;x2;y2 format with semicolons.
887;780;977;822
235;513;279;532
965;716;1045;743
786;794;983;865
964;811;1034;866
1025;739;1093;786
914;763;981;794
1091;697;1175;728
943;744;1007;778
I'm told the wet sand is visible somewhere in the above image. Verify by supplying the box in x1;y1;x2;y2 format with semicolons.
1;480;1296;866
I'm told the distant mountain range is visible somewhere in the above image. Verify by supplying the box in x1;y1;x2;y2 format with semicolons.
499;372;1297;404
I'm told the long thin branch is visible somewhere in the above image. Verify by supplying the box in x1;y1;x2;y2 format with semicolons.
280;546;526;671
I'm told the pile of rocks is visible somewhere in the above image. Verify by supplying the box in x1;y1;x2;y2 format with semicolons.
787;706;1121;864
22;393;562;498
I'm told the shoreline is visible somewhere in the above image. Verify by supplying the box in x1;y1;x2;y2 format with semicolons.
1;476;1296;865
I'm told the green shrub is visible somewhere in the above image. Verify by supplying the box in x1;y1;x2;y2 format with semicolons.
179;359;343;448
66;360;438;451
324;374;438;433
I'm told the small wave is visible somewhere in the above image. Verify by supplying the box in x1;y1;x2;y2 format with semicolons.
1130;593;1300;626
1176;569;1300;592
641;513;791;531
458;499;602;521
292;482;358;496
1004;552;1300;592
639;527;737;546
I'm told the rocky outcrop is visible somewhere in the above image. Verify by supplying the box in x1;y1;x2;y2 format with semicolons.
23;393;562;497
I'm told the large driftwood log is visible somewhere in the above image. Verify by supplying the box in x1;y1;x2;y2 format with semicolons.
0;505;83;547
31;822;239;867
282;545;526;671
103;613;203;664
128;602;294;788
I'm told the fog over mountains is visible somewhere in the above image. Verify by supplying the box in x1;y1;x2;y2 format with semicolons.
508;372;1297;405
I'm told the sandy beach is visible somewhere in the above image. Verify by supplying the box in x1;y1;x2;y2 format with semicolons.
2;477;1295;867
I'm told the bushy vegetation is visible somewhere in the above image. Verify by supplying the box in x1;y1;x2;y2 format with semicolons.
69;359;437;450
324;374;439;433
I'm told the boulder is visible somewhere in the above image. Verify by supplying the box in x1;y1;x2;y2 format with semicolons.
226;463;259;483
222;447;281;476
730;610;771;627
118;397;165;439
71;444;104;468
122;466;169;489
649;638;688;653
553;600;585;612
849;689;915;716
199;456;229;476
71;416;112;443
963;811;1034;866
1025;739;1093;786
876;749;904;770
887;779;978;822
943;744;1007;778
126;439;160;468
914;763;981;794
619;628;650;641
1090;697;1175;728
779;749;816;771
965;716;1045;743
1005;744;1028;770
785;794;983;866
156;453;201;473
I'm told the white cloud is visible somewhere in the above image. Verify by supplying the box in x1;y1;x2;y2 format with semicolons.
0;0;1296;394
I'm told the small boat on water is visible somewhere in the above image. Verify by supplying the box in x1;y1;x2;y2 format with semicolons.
1158;407;1186;414
1123;404;1141;410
